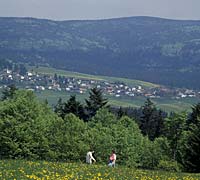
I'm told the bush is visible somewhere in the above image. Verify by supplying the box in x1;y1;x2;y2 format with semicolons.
157;160;181;172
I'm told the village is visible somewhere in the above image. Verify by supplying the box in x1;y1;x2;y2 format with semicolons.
0;68;200;100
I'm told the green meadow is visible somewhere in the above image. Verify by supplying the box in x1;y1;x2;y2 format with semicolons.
1;160;200;180
35;89;199;113
30;66;159;88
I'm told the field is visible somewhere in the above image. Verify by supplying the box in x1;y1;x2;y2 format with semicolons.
0;160;200;180
35;89;199;113
30;66;159;88
31;66;200;112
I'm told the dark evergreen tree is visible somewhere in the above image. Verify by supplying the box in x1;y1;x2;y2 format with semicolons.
54;97;64;117
117;106;127;119
0;59;12;70
184;103;200;172
13;63;19;73
19;64;27;76
187;103;200;126
44;99;49;105
62;95;85;119
140;98;165;140
54;73;58;81
153;109;165;138
85;87;108;120
109;106;142;124
1;84;18;100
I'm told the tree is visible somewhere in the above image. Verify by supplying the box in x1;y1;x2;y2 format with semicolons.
153;109;165;138
0;90;57;159
1;84;18;100
54;97;64;118
140;98;165;140
19;64;27;76
0;59;12;70
184;103;200;172
85;87;108;120
187;103;200;126
48;113;89;161
62;95;85;119
54;73;58;81
164;112;187;161
117;106;127;119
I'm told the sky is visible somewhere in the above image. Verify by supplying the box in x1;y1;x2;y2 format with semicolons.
0;0;200;21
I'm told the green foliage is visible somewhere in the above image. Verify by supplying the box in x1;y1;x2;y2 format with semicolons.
0;90;58;159
157;160;181;172
116;116;144;167
1;88;199;172
184;103;200;172
153;137;171;161
0;59;12;70
85;87;108;119
87;109;117;163
54;95;85;120
1;84;18;100
164;112;187;162
90;108;116;126
139;137;159;169
63;95;85;120
47;113;89;161
187;103;200;125
161;43;184;57
88;109;161;168
140;98;165;140
54;97;64;117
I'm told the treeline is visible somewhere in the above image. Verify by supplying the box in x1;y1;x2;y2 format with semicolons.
0;86;199;172
0;59;12;70
0;59;27;75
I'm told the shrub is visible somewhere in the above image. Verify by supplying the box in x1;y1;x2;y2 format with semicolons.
157;160;181;172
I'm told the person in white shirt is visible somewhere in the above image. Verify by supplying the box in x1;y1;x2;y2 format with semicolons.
108;150;116;167
86;150;96;164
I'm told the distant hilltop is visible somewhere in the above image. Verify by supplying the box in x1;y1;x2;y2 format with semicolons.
1;16;200;89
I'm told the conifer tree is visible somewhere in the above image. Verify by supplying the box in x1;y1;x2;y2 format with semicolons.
140;98;165;140
1;84;18;100
63;95;85;119
54;97;64;118
184;103;200;172
85;87;108;119
117;106;127;119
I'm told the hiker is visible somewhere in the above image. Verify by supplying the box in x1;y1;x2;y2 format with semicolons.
108;150;116;167
86;150;96;164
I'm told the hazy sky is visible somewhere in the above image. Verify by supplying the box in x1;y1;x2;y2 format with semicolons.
0;0;200;21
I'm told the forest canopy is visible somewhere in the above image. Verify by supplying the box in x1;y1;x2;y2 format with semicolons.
0;88;199;172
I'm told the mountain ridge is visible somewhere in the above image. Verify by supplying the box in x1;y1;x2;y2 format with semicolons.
1;16;200;89
2;15;200;22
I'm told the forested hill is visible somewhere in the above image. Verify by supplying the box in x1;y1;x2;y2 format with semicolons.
1;16;200;89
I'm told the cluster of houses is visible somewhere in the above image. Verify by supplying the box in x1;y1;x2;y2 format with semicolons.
0;68;200;99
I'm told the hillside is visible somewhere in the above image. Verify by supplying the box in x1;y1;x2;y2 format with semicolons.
30;67;199;113
1;16;200;88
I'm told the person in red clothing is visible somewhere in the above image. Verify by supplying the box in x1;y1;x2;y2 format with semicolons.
108;150;116;167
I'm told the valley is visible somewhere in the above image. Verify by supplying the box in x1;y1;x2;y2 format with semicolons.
0;65;199;112
1;16;200;88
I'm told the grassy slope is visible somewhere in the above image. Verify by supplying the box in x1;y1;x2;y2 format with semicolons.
31;66;199;112
1;160;200;180
31;66;159;88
